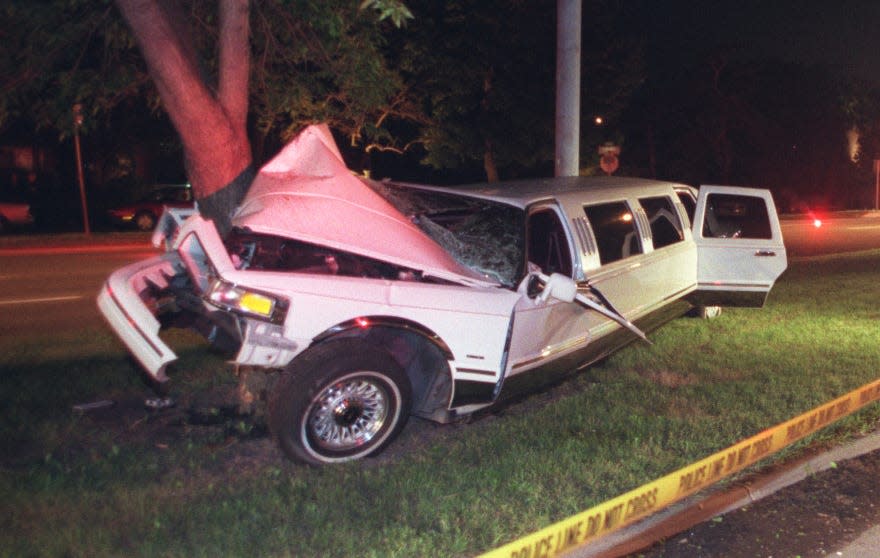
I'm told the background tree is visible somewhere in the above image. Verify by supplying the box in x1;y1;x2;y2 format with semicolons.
1;0;412;231
392;0;644;183
115;0;414;231
113;0;253;231
623;47;873;210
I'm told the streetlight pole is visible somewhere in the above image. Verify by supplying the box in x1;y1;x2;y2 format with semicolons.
73;103;90;234
555;0;581;177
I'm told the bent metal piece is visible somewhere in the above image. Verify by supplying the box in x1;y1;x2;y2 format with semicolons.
97;252;182;383
537;272;650;344
575;289;651;345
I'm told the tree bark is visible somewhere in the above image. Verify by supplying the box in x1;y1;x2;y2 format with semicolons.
114;0;253;232
483;139;499;183
218;0;250;135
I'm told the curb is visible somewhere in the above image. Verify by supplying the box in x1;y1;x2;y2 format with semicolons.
573;430;880;558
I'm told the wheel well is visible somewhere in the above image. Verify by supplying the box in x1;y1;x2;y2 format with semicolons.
313;320;454;422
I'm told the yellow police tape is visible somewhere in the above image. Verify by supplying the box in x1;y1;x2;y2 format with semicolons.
479;378;880;558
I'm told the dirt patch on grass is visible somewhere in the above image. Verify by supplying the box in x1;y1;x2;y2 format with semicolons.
641;370;697;388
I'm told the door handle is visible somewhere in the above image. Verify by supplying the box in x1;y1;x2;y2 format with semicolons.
754;250;776;257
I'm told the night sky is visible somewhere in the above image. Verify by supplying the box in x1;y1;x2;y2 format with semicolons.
636;0;880;82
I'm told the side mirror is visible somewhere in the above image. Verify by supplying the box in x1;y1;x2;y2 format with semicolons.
538;272;577;303
517;266;578;303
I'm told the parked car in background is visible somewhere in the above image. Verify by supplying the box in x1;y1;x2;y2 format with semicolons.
0;193;34;233
107;183;194;231
99;125;787;465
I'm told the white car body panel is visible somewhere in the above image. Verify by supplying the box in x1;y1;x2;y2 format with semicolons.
222;269;519;375
507;295;595;376
168;215;520;378
693;185;787;305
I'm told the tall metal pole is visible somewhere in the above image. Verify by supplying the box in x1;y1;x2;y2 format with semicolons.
73;104;90;235
555;0;581;177
875;159;879;211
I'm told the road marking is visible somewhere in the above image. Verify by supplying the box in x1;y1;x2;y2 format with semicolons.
846;225;880;231
0;295;84;306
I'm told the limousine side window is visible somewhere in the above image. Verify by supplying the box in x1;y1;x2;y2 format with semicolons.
527;208;573;277
676;191;696;224
702;193;772;239
583;201;642;265
638;196;684;249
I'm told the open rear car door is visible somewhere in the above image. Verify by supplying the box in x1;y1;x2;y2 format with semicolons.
691;185;787;308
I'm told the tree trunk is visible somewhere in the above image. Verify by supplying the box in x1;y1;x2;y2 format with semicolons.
115;0;254;233
481;70;499;183
483;139;499;183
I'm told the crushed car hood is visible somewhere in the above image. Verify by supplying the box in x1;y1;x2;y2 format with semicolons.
232;124;498;287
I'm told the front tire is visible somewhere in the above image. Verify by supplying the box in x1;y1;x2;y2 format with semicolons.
269;339;411;465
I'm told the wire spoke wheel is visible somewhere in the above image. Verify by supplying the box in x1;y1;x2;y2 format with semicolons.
269;340;412;465
306;373;391;452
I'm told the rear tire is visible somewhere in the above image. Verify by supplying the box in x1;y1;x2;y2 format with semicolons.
269;339;411;465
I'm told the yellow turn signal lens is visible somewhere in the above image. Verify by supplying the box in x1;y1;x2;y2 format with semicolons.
239;292;274;317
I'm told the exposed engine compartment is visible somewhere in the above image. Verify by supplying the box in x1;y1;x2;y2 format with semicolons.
224;229;429;281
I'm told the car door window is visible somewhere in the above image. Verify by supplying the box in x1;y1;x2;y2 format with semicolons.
638;196;684;249
702;193;772;239
583;201;642;265
527;209;572;277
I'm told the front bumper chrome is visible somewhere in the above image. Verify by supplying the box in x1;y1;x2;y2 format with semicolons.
97;252;183;384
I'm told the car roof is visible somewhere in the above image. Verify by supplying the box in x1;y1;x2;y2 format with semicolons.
390;176;690;209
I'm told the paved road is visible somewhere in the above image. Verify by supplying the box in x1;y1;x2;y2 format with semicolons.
781;212;880;257
0;243;157;340
579;433;880;557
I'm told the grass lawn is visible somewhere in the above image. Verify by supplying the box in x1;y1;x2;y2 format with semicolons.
2;250;879;557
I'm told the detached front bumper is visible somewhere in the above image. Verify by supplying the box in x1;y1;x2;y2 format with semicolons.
97;252;184;384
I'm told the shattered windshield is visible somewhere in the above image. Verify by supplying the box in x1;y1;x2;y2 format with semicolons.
371;182;525;287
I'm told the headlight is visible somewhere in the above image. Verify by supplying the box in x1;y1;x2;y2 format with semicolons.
205;279;289;324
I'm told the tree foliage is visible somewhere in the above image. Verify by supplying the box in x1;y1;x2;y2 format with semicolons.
623;50;876;209
1;0;648;189
1;1;413;154
1;1;148;136
393;0;645;182
2;0;416;230
247;0;416;158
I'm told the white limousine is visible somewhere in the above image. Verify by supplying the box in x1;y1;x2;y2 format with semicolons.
98;125;787;465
